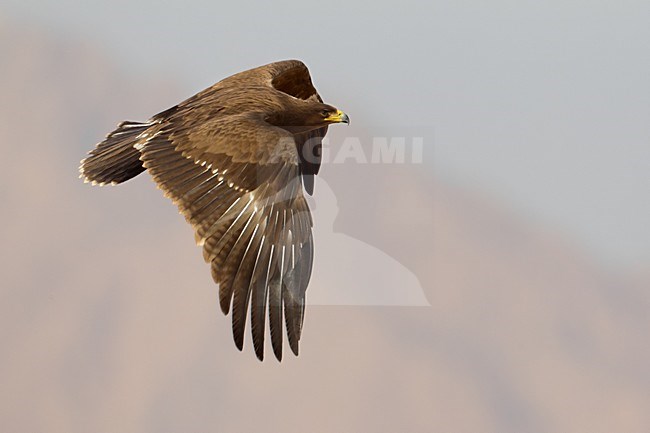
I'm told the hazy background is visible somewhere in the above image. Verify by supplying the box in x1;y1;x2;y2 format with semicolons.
1;1;649;432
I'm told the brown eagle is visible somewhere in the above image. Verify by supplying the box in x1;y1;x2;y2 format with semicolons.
79;60;349;361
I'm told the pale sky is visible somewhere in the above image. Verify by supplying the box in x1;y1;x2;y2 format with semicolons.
4;0;649;268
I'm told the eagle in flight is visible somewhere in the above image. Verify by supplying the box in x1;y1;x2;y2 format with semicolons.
80;60;349;361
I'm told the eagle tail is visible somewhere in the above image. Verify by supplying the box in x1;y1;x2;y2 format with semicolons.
79;121;151;185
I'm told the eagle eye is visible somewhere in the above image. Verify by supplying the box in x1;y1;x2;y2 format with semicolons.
321;110;330;117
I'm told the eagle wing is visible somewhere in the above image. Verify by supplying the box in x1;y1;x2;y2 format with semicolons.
140;108;314;361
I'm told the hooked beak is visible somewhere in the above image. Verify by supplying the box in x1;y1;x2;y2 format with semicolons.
324;109;350;125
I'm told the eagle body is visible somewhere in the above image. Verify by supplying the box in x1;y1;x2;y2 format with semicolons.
80;60;349;361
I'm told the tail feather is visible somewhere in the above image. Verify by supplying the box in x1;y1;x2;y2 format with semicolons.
79;121;152;185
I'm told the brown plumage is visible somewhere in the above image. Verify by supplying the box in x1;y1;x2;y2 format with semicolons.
79;60;349;361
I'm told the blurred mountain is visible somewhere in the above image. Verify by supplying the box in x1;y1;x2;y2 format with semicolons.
1;20;648;433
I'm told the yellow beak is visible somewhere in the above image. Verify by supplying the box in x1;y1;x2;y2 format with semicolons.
324;109;350;124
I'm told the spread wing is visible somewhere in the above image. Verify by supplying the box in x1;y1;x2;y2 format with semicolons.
140;111;313;361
